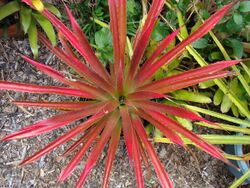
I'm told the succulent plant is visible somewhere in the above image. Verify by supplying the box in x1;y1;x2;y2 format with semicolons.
0;0;240;187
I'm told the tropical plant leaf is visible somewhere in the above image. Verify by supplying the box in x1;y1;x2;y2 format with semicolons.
0;1;20;21
20;5;32;33
32;13;56;46
43;2;61;18
28;17;38;57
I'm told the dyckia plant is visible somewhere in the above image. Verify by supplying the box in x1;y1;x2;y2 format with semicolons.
0;0;241;187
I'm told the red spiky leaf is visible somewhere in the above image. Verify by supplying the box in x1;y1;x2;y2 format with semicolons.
137;1;237;83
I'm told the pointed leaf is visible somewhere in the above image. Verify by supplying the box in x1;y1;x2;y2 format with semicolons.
20;110;109;165
28;18;38;58
137;2;236;83
13;101;96;110
140;60;239;91
32;13;56;46
0;81;92;97
63;5;111;82
145;110;227;161
132;127;144;188
62;126;98;157
138;28;180;78
76;111;120;187
130;100;215;125
0;1;20;20
132;116;172;188
135;109;184;147
38;33;115;95
127;0;165;80
154;71;232;93
21;55;107;99
102;123;121;188
43;2;61;18
20;5;32;33
58;121;105;181
120;107;134;165
2;102;109;140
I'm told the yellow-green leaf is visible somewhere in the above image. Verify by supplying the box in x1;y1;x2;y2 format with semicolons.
43;3;61;18
0;1;20;21
154;128;164;138
32;13;56;46
20;5;32;33
231;103;239;117
221;94;232;113
32;0;44;12
213;89;224;106
199;80;216;89
172;90;212;103
28;18;38;58
176;117;192;130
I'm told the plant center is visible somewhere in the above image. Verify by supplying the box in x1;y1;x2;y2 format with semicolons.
118;95;126;106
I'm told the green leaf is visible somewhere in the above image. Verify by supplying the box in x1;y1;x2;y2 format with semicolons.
20;5;32;33
177;0;189;12
191;38;208;49
239;1;250;13
127;0;136;14
233;13;243;26
0;1;20;21
32;13;56;46
95;28;112;48
221;94;232;113
28;18;38;58
154;128;164;138
213;89;224;106
151;22;169;42
229;169;250;188
226;19;242;34
172;90;212;103
199;80;216;89
225;38;243;58
94;28;113;65
43;2;61;18
209;51;223;61
175;117;192;130
231;103;239;117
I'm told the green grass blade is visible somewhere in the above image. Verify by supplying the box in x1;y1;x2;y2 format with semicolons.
183;104;250;127
229;169;250;188
155;135;250;145
195;122;250;135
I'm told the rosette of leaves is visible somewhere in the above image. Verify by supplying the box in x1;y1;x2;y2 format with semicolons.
0;0;61;57
0;0;242;187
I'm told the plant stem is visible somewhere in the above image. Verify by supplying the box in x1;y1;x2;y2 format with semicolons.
229;169;250;188
183;104;250;127
154;135;250;145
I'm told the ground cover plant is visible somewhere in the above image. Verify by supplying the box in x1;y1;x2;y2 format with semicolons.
162;0;250;118
0;0;248;187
